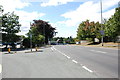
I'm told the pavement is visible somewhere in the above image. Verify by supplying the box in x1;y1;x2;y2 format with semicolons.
79;42;119;49
1;45;118;78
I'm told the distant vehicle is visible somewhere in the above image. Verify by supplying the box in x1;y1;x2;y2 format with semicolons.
50;41;57;45
51;43;57;45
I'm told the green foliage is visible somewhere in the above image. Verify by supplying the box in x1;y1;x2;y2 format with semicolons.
26;27;45;47
22;37;30;48
77;20;101;42
52;36;76;44
2;12;21;34
0;5;4;13
2;33;21;43
30;20;56;44
32;34;45;46
77;7;120;42
0;5;3;33
26;20;55;47
1;7;21;44
104;7;120;42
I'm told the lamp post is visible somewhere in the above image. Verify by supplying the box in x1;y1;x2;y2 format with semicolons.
30;22;32;51
43;22;46;45
30;33;32;52
100;0;104;46
118;1;120;7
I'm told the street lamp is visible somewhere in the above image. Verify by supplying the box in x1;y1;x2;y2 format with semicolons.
30;22;32;51
43;23;46;45
118;1;120;7
30;33;32;52
100;0;104;46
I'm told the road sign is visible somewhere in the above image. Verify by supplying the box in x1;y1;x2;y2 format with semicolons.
99;30;104;35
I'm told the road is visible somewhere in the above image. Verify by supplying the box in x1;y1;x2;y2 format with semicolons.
53;45;118;78
2;45;118;78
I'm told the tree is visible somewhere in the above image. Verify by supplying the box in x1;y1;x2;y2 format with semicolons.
77;21;86;40
77;20;101;42
30;20;56;44
104;7;120;42
0;5;4;44
1;12;21;46
22;37;30;48
0;5;4;14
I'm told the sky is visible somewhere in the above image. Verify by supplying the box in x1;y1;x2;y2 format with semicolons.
0;0;119;38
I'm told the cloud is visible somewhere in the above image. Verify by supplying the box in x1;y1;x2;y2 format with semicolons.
40;0;75;7
50;22;77;38
0;0;45;36
103;8;115;19
51;0;118;37
0;0;30;12
40;0;101;7
14;10;45;35
102;0;119;11
60;0;118;27
15;11;45;21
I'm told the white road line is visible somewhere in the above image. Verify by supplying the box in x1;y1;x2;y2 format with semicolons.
54;48;57;50
53;46;94;74
66;56;70;59
0;64;2;73
57;50;63;54
90;50;95;52
53;46;70;59
82;66;93;73
97;51;107;53
62;53;65;55
52;46;56;50
64;54;67;57
72;60;78;64
51;47;54;51
90;50;107;54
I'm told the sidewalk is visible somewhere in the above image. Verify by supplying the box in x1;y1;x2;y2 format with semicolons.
78;42;119;49
2;48;43;54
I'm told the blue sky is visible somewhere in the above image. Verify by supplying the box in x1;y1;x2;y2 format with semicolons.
0;0;119;38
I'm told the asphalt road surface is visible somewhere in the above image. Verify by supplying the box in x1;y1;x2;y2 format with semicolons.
2;45;118;78
53;45;118;78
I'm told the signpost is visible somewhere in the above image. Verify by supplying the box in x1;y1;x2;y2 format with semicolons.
100;30;104;36
30;33;32;52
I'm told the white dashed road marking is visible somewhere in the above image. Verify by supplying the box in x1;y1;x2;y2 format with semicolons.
53;46;94;73
51;47;54;51
72;60;78;64
66;56;70;59
96;51;107;53
54;47;71;59
82;66;93;73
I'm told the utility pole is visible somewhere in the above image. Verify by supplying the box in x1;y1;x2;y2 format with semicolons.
30;22;32;51
30;33;32;52
118;1;120;7
100;0;104;46
43;22;46;45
